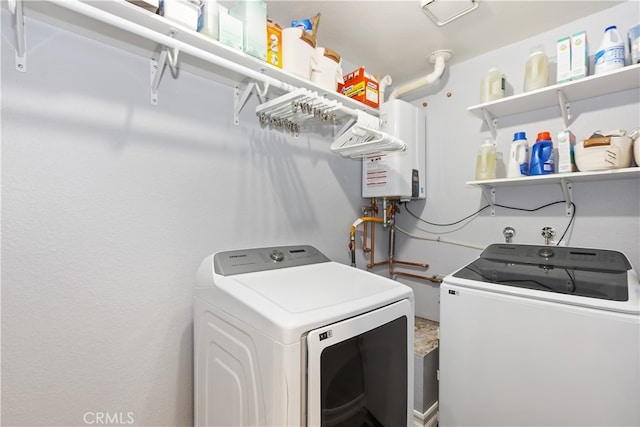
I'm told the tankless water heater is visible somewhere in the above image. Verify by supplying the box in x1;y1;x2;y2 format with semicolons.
362;100;426;201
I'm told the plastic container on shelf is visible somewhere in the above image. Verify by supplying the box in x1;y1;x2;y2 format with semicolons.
160;0;202;31
480;67;505;103
229;0;267;61
524;46;549;92
529;132;555;175
594;25;625;74
629;25;640;65
197;0;219;39
507;132;529;177
475;139;497;180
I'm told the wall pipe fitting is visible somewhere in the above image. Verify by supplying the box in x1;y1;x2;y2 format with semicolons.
388;49;452;100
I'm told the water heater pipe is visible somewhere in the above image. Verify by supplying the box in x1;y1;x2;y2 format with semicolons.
388;50;452;100
378;75;393;104
350;217;384;267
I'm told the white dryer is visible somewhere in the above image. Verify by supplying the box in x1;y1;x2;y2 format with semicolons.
439;243;640;426
194;245;414;426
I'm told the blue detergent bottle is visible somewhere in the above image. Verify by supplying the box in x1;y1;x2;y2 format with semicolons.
529;131;555;175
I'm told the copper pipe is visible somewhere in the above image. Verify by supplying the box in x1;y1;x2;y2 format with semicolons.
393;260;430;269
363;221;370;253
393;271;443;284
366;221;377;268
386;205;439;283
362;200;377;255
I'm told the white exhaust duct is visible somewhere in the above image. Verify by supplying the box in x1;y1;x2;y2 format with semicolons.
388;50;452;101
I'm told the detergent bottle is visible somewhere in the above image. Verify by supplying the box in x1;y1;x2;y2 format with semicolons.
594;25;625;74
480;67;505;103
475;139;497;180
507;132;529;177
529;132;555;175
524;46;549;92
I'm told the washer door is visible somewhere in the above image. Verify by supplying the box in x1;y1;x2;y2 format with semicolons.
306;299;413;427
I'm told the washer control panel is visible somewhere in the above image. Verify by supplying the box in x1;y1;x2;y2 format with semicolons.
214;245;330;276
480;243;632;271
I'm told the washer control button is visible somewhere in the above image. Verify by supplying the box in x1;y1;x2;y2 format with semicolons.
270;250;285;262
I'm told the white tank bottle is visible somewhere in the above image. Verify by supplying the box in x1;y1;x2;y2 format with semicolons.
594;25;625;74
475;139;497;180
198;0;219;40
480;67;505;103
507;132;529;177
524;46;549;92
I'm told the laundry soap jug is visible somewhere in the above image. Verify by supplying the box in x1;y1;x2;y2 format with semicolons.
475;139;497;180
529;132;555;175
480;67;505;103
507;132;529;177
595;25;625;74
198;0;219;39
524;46;549;92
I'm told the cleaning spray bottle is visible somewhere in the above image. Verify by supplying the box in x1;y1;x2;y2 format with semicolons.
507;132;529;177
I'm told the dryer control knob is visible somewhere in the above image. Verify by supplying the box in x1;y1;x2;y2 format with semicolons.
270;250;285;262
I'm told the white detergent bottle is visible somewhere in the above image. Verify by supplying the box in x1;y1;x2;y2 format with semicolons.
475;139;497;180
507;132;529;177
198;0;219;40
595;25;625;74
524;46;549;92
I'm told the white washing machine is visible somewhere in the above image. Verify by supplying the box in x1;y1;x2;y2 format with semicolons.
439;243;640;426
193;245;415;427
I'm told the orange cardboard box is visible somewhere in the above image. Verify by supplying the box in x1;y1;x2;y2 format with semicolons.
266;20;283;68
338;67;379;108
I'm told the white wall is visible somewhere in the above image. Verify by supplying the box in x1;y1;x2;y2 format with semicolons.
395;1;640;320
1;2;639;426
1;11;365;426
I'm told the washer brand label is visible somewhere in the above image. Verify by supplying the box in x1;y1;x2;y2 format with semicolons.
229;254;247;258
319;330;333;341
448;290;457;295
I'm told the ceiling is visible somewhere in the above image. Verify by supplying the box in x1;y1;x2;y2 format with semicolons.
262;0;623;87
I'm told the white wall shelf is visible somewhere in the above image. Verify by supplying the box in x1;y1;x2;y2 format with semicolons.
466;62;640;215
468;64;640;138
467;168;640;216
17;0;379;117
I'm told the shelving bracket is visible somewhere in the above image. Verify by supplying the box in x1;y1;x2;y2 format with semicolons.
150;30;179;105
481;108;498;141
234;82;270;125
559;178;573;216
9;0;27;72
481;186;496;216
557;89;571;129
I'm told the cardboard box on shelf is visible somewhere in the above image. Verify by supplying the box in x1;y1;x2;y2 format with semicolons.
266;20;282;68
338;67;379;108
571;31;588;80
556;36;571;83
557;129;577;173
